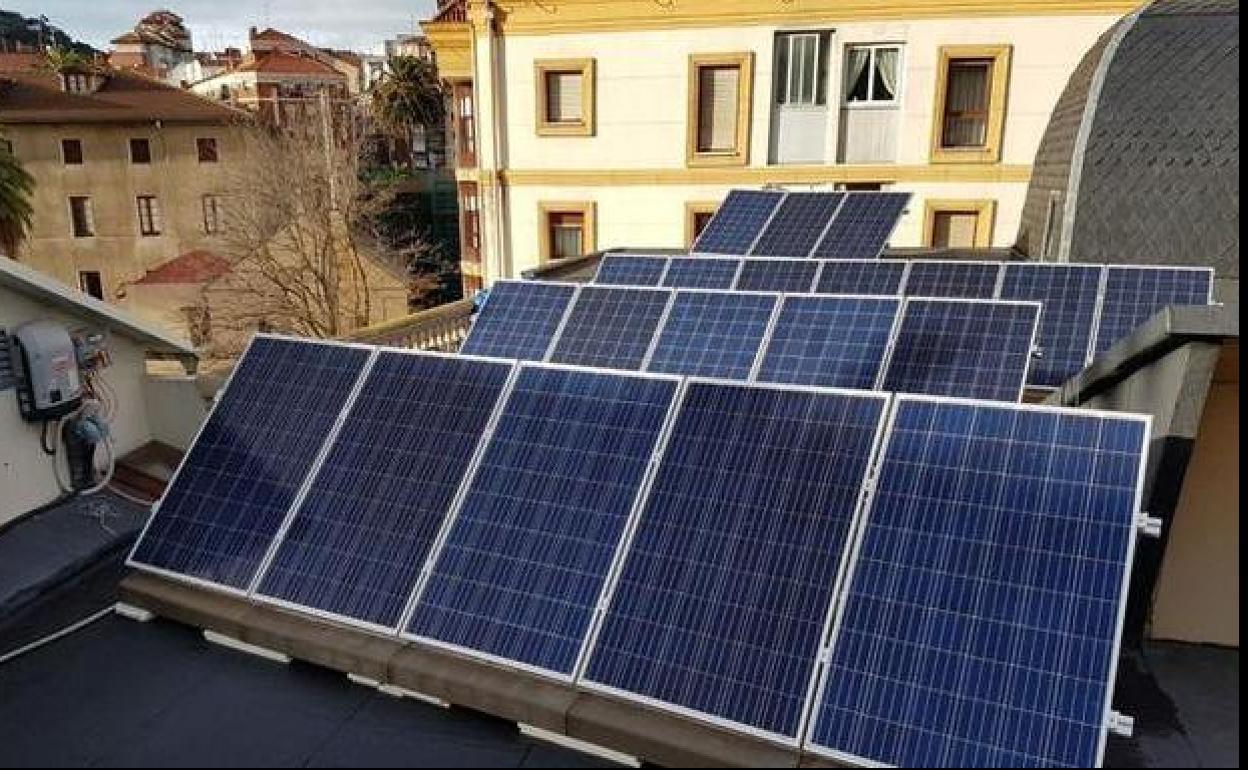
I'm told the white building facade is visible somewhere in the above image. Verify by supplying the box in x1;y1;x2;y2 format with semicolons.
423;0;1140;292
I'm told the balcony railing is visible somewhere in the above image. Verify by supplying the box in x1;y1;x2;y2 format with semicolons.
342;298;475;351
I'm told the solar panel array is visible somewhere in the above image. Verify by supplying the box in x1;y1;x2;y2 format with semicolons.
690;189;783;255
587;258;1215;387
548;286;671;370
748;192;844;257
812;192;912;259
131;334;1151;768
459;280;577;360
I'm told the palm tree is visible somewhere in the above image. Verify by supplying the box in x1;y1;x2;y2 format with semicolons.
0;140;34;257
369;55;446;141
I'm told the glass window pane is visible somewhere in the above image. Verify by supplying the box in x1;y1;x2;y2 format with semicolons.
942;59;992;147
846;47;872;102
698;65;740;153
546;71;583;123
874;47;900;102
774;36;790;104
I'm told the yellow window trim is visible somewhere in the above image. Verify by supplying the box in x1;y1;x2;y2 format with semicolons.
684;200;720;248
534;58;596;137
923;199;997;248
929;44;1012;165
686;52;754;168
538;200;597;262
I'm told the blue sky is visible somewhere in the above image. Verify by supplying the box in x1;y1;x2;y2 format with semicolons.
6;0;437;54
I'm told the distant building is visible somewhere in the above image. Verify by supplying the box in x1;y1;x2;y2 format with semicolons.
0;54;246;308
107;10;195;81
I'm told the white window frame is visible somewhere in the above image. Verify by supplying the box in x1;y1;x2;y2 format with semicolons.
775;31;830;108
843;43;905;109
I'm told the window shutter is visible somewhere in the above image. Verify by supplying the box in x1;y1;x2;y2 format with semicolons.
698;66;740;153
932;211;979;248
547;72;583;123
942;60;991;147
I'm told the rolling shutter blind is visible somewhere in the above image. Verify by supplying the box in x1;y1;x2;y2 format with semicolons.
697;65;739;152
547;72;583;123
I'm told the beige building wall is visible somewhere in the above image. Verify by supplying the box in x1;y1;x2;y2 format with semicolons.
6;121;244;301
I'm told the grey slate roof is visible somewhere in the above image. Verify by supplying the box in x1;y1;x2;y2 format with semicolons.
1016;0;1240;290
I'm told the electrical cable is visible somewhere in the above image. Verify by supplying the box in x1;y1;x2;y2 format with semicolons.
0;606;115;666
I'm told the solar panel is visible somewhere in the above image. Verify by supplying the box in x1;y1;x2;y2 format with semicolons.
129;337;371;591
253;352;512;629
459;280;577;361
406;366;679;677
814;259;908;295
548;286;672;370
998;264;1104;389
812;192;911;259
593;255;668;287
882;299;1040;402
808;396;1148;768
748;192;843;257
903;260;1003;298
735;258;820;292
583;382;889;742
691;190;784;255
1092;266;1214;356
662;256;740;289
757;295;902;389
646;290;778;379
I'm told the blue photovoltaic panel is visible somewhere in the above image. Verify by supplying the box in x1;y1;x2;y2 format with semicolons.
548;286;672;370
585;382;888;740
593;255;668;287
903;261;1003;298
749;192;844;257
811;398;1147;768
735;258;820;292
254;352;511;629
662;257;740;289
812;192;911;259
1092;266;1213;355
646;291;777;379
129;337;369;590
692;190;784;255
814;260;907;295
999;264;1104;388
757;296;901;389
408;366;678;676
459;281;576;361
883;299;1039;402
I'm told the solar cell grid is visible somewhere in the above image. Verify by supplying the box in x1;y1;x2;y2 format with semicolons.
813;192;911;259
645;290;778;380
1093;266;1213;356
459;280;577;361
593;255;668;287
882;299;1040;402
749;192;844;257
662;257;740;289
735;258;820;292
584;382;889;741
998;264;1104;389
252;351;513;629
810;396;1148;768
692;190;785;255
407;365;679;677
903;261;1003;299
814;260;908;296
129;336;371;591
757;295;901;389
548;286;673;370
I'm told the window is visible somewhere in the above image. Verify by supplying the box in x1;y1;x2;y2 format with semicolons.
687;52;753;166
535;59;596;136
845;45;901;105
0;138;12;156
68;196;94;237
453;81;477;167
775;32;830;107
136;196;162;236
202;194;222;235
218;84;231;101
685;201;719;247
130;138;151;164
838;182;885;192
78;271;103;300
196;137;219;163
63;73;89;93
924;200;996;248
1040;191;1063;260
458;183;481;265
61;139;83;165
931;45;1011;163
539;202;595;261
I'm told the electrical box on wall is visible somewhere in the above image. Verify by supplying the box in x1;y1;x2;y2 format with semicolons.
8;320;83;421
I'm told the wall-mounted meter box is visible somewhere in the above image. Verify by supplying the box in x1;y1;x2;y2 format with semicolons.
8;320;83;421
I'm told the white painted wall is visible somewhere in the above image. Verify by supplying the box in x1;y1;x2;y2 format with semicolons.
1;288;161;524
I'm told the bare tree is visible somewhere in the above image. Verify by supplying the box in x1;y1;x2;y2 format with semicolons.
203;98;428;355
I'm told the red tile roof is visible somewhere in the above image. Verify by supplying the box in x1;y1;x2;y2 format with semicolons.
132;250;232;285
235;50;344;77
0;64;246;125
